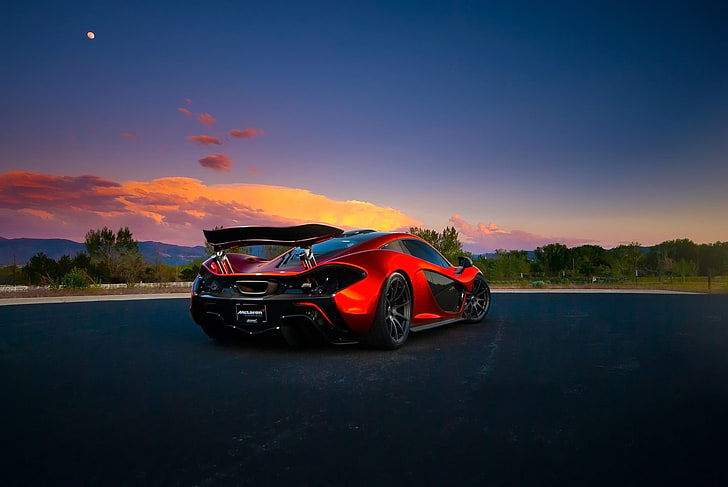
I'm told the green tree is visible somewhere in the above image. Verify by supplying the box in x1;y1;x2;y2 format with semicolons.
439;227;465;264
85;226;144;283
0;264;22;285
142;262;179;283
409;227;440;247
571;245;610;279
72;252;92;272
409;226;468;265
118;250;145;284
611;242;643;281
179;257;206;281
473;254;489;276
57;254;76;278
23;252;58;285
698;242;728;289
85;227;116;280
490;249;529;280
675;259;698;281
647;239;698;281
534;243;570;277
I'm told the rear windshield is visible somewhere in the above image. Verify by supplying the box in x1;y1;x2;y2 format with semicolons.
277;232;381;268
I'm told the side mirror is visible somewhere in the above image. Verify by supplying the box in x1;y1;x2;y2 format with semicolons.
458;256;473;268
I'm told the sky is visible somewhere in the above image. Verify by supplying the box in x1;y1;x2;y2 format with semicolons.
2;0;727;252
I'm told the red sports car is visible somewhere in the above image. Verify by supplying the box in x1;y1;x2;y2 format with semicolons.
190;224;491;349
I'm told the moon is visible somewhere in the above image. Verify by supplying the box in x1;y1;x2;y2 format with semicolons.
87;31;95;39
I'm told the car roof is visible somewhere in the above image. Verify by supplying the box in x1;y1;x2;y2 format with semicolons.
311;230;423;259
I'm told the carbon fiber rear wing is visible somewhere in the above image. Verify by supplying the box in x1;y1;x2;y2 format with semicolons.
204;224;343;251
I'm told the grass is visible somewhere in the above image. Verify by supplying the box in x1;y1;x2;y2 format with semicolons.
490;276;728;294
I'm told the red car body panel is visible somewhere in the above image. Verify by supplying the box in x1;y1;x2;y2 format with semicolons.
325;249;482;332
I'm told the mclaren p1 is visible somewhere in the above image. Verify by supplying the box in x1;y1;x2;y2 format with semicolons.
190;224;491;349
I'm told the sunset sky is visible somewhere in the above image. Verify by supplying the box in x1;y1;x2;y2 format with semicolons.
2;0;727;252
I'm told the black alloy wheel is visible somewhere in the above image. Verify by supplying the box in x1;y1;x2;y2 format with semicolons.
462;275;491;323
363;272;412;349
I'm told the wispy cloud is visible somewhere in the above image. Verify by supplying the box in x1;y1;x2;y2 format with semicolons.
197;113;216;125
0;172;420;246
449;214;589;252
230;128;264;139
120;132;140;141
187;135;221;145
177;107;192;117
198;153;232;172
19;208;54;220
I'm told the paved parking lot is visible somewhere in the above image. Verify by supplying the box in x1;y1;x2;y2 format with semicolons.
1;293;727;486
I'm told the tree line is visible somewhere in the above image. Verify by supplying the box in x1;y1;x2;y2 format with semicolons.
410;227;728;282
0;227;202;287
482;239;728;282
2;225;727;288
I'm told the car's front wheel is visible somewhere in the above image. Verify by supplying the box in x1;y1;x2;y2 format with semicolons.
462;275;491;323
362;272;412;350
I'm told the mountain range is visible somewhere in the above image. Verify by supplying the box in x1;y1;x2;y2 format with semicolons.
0;237;647;268
0;237;208;267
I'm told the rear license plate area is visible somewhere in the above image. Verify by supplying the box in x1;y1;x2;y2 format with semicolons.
236;303;267;324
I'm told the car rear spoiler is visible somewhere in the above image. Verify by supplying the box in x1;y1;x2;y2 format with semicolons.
204;224;344;251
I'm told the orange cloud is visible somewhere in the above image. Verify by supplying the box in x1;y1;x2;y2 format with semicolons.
198;113;216;125
450;214;590;252
121;132;140;141
247;167;261;175
0;172;421;246
230;128;264;139
198;153;232;172
452;217;509;236
19;208;54;220
187;135;221;145
177;107;192;117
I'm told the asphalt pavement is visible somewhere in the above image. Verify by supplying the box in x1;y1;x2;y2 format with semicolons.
1;293;727;486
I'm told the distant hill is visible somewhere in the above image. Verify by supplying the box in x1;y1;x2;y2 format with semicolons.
137;241;209;266
0;237;653;267
0;237;208;267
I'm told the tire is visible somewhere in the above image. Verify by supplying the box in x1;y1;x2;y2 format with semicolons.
462;275;491;323
361;272;412;350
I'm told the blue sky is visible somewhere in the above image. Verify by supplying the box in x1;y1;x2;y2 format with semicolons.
2;0;727;250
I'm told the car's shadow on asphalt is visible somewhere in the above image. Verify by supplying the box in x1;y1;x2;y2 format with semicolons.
199;320;468;357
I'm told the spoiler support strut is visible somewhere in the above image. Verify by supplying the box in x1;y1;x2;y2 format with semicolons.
300;247;316;269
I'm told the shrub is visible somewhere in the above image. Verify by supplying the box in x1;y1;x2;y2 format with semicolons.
60;268;93;289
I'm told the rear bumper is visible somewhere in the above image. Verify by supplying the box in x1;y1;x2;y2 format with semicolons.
190;293;359;344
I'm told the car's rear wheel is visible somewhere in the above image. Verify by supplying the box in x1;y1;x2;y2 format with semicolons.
362;272;412;350
462;275;491;323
